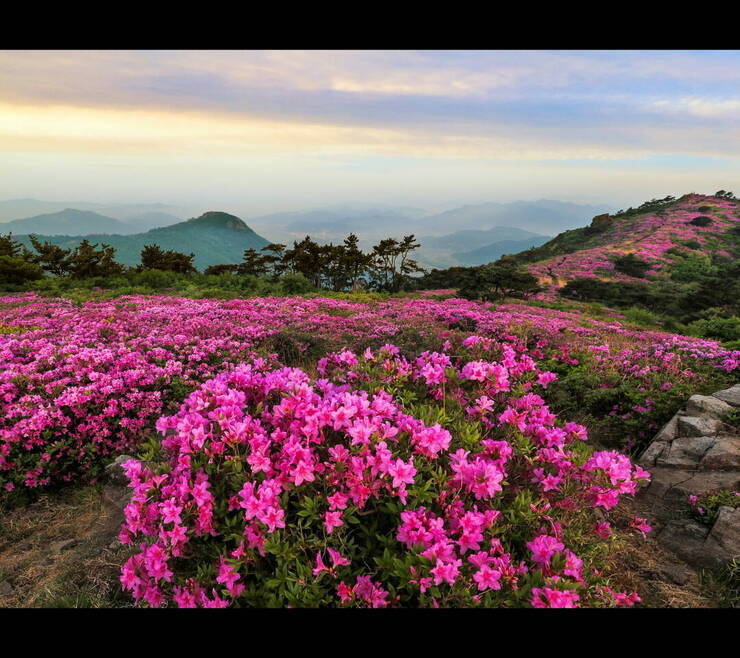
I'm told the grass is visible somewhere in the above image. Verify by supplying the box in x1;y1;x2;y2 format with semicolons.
0;485;133;608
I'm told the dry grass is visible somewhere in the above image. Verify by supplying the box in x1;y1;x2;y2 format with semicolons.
605;499;721;608
0;485;133;608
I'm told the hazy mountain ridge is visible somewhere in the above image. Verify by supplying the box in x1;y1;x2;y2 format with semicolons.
451;236;552;267
13;211;269;271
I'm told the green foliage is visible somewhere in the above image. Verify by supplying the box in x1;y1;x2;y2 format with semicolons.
0;255;44;285
622;307;664;328
139;244;196;274
612;253;650;278
687;315;740;343
669;252;718;283
457;258;541;302
689;216;712;227
612;196;677;219
690;489;740;526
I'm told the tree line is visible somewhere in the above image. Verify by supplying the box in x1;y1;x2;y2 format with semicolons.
203;233;425;292
0;232;429;293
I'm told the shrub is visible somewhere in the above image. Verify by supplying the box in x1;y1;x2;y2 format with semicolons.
612;253;651;278
669;253;718;283
688;489;740;526
118;342;650;608
0;256;44;285
689;216;712;227
687;315;740;343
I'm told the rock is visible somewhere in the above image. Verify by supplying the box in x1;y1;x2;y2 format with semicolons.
702;506;740;568
713;384;740;408
657;520;710;565
657;436;716;469
0;580;12;596
49;538;78;553
654;412;680;443
686;395;734;419
677;416;722;438
641;468;696;501
639;440;668;467
699;437;740;471
660;564;691;586
589;214;613;232
104;454;135;486
102;484;129;512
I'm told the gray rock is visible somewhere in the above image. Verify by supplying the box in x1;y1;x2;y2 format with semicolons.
639;440;668;467
677;416;722;438
654;413;680;443
713;384;740;408
104;454;135;486
657;520;710;565
686;394;734;419
0;580;12;596
49;538;78;553
656;436;716;469
699;437;740;471
702;506;740;568
102;484;130;513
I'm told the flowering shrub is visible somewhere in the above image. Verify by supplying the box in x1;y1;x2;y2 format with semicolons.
526;194;740;297
0;292;736;496
688;489;740;526
119;341;650;608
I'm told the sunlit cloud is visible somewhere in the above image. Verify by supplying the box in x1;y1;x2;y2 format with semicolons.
1;50;740;210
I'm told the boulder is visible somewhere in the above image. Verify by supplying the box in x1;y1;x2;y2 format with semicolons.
104;454;135;486
654;412;680;443
677;416;722;438
699;437;740;471
639;440;668;467
702;506;740;568
686;395;734;419
656;520;710;565
713;384;740;408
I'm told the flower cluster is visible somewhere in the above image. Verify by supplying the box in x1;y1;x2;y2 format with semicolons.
118;340;649;608
0;290;736;493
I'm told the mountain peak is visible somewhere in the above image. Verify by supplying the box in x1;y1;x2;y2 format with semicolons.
187;211;250;231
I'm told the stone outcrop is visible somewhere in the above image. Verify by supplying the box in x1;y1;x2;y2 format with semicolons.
637;385;740;570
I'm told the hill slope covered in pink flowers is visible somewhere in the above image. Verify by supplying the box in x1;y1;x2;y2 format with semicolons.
519;193;739;291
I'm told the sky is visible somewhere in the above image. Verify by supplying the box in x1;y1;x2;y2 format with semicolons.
1;49;739;216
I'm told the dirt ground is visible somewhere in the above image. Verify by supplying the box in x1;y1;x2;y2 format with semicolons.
0;485;133;607
0;484;731;608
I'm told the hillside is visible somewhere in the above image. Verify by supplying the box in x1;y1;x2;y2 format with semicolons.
451;235;551;267
3;209;134;236
14;211;270;271
516;193;740;291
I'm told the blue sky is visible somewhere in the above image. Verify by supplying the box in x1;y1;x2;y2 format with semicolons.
0;50;739;214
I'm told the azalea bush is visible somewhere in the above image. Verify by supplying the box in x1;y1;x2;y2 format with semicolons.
688;489;740;526
119;340;650;608
0;293;737;497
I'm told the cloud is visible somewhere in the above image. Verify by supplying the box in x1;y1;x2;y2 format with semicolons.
2;50;740;209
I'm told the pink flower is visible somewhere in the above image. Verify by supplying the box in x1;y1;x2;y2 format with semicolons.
324;510;344;534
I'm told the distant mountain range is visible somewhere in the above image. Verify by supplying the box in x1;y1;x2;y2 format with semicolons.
13;211;269;271
1;207;182;235
0;197;617;271
451;236;552;267
414;200;615;236
0;198;188;224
